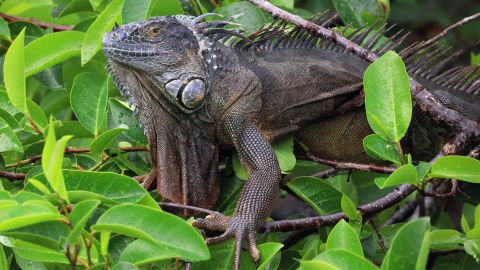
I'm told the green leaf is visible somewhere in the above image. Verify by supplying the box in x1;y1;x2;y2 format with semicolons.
28;179;50;195
287;176;342;215
341;194;359;221
326;220;363;256
11;239;89;264
4;28;26;113
67;199;101;244
0;244;7;270
270;0;294;10
0;201;60;232
429;156;480;183
191;239;235;270
374;164;417;189
332;0;388;28
381;218;430;270
82;0;122;65
462;215;471;234
217;2;269;32
257;242;284;270
26;98;48;131
24;31;84;76
112;262;139;270
70;72;109;136
122;0;154;24
363;134;401;165
464;239;480;262
364;51;411;142
25;170;148;204
92;204;210;262
119;238;177;265
90;127;126;154
429;229;463;251
109;98;147;145
0;17;10;41
42;119;71;203
0;117;23;153
58;0;93;17
312;249;379;270
300;260;340;270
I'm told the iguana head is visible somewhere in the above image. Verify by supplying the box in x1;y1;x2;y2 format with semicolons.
102;15;230;210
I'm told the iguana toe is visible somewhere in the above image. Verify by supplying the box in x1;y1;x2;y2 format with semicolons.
193;214;261;270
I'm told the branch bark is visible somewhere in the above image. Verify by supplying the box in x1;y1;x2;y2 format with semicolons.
0;13;73;32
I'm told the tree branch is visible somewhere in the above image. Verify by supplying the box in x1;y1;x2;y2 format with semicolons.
0;171;26;180
248;0;480;145
0;13;73;32
301;153;397;174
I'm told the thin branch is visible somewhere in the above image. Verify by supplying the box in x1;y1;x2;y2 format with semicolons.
158;202;220;216
419;12;480;48
261;184;416;233
302;153;397;174
419;180;458;198
0;171;26;180
248;0;480;145
383;200;418;226
0;13;73;32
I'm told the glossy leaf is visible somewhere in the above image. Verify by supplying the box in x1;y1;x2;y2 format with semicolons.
92;204;210;261
312;249;379;270
25;170;148;204
217;2;269;32
430;155;480;183
257;242;284;270
300;260;340;270
82;0;122;65
70;72;108;136
0;201;60;232
122;0;154;24
119;238;178;265
24;31;84;76
4;28;26;113
332;0;388;27
67;199;101;244
109;98;147;145
26;98;48;131
364;51;411;142
42;119;71;203
0;244;7;270
341;194;359;221
381;218;430;270
287;176;342;215
0;117;23;153
374;164;418;189
429;229;464;251
363;134;401;165
326;220;363;256
0;17;11;41
90;127;126;154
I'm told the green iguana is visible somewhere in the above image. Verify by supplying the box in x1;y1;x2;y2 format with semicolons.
102;13;480;269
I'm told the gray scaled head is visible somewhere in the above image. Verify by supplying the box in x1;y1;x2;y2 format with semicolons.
102;15;212;111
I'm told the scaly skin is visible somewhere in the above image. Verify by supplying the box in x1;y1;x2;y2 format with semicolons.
102;14;480;269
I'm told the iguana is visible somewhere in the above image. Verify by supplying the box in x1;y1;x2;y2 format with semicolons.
102;13;480;269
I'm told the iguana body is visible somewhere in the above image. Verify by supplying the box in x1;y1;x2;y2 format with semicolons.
102;14;480;269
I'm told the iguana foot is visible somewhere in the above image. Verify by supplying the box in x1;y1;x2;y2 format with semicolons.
133;169;156;189
193;213;260;270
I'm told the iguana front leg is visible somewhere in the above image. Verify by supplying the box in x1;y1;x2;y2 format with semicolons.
193;112;281;269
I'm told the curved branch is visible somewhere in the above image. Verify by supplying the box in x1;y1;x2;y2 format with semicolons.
261;184;416;233
0;13;73;32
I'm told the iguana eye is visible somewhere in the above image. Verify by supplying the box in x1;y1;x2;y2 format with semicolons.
180;79;206;109
146;26;163;38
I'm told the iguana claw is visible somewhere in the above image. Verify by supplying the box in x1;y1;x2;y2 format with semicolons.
193;213;260;270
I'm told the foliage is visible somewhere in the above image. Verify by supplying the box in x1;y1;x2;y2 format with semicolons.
0;0;479;269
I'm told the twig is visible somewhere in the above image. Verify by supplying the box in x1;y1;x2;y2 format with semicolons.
4;146;148;168
261;184;416;233
419;180;458;198
419;12;480;48
0;170;26;180
383;200;417;226
248;0;480;146
302;153;397;174
0;13;73;32
369;219;387;253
